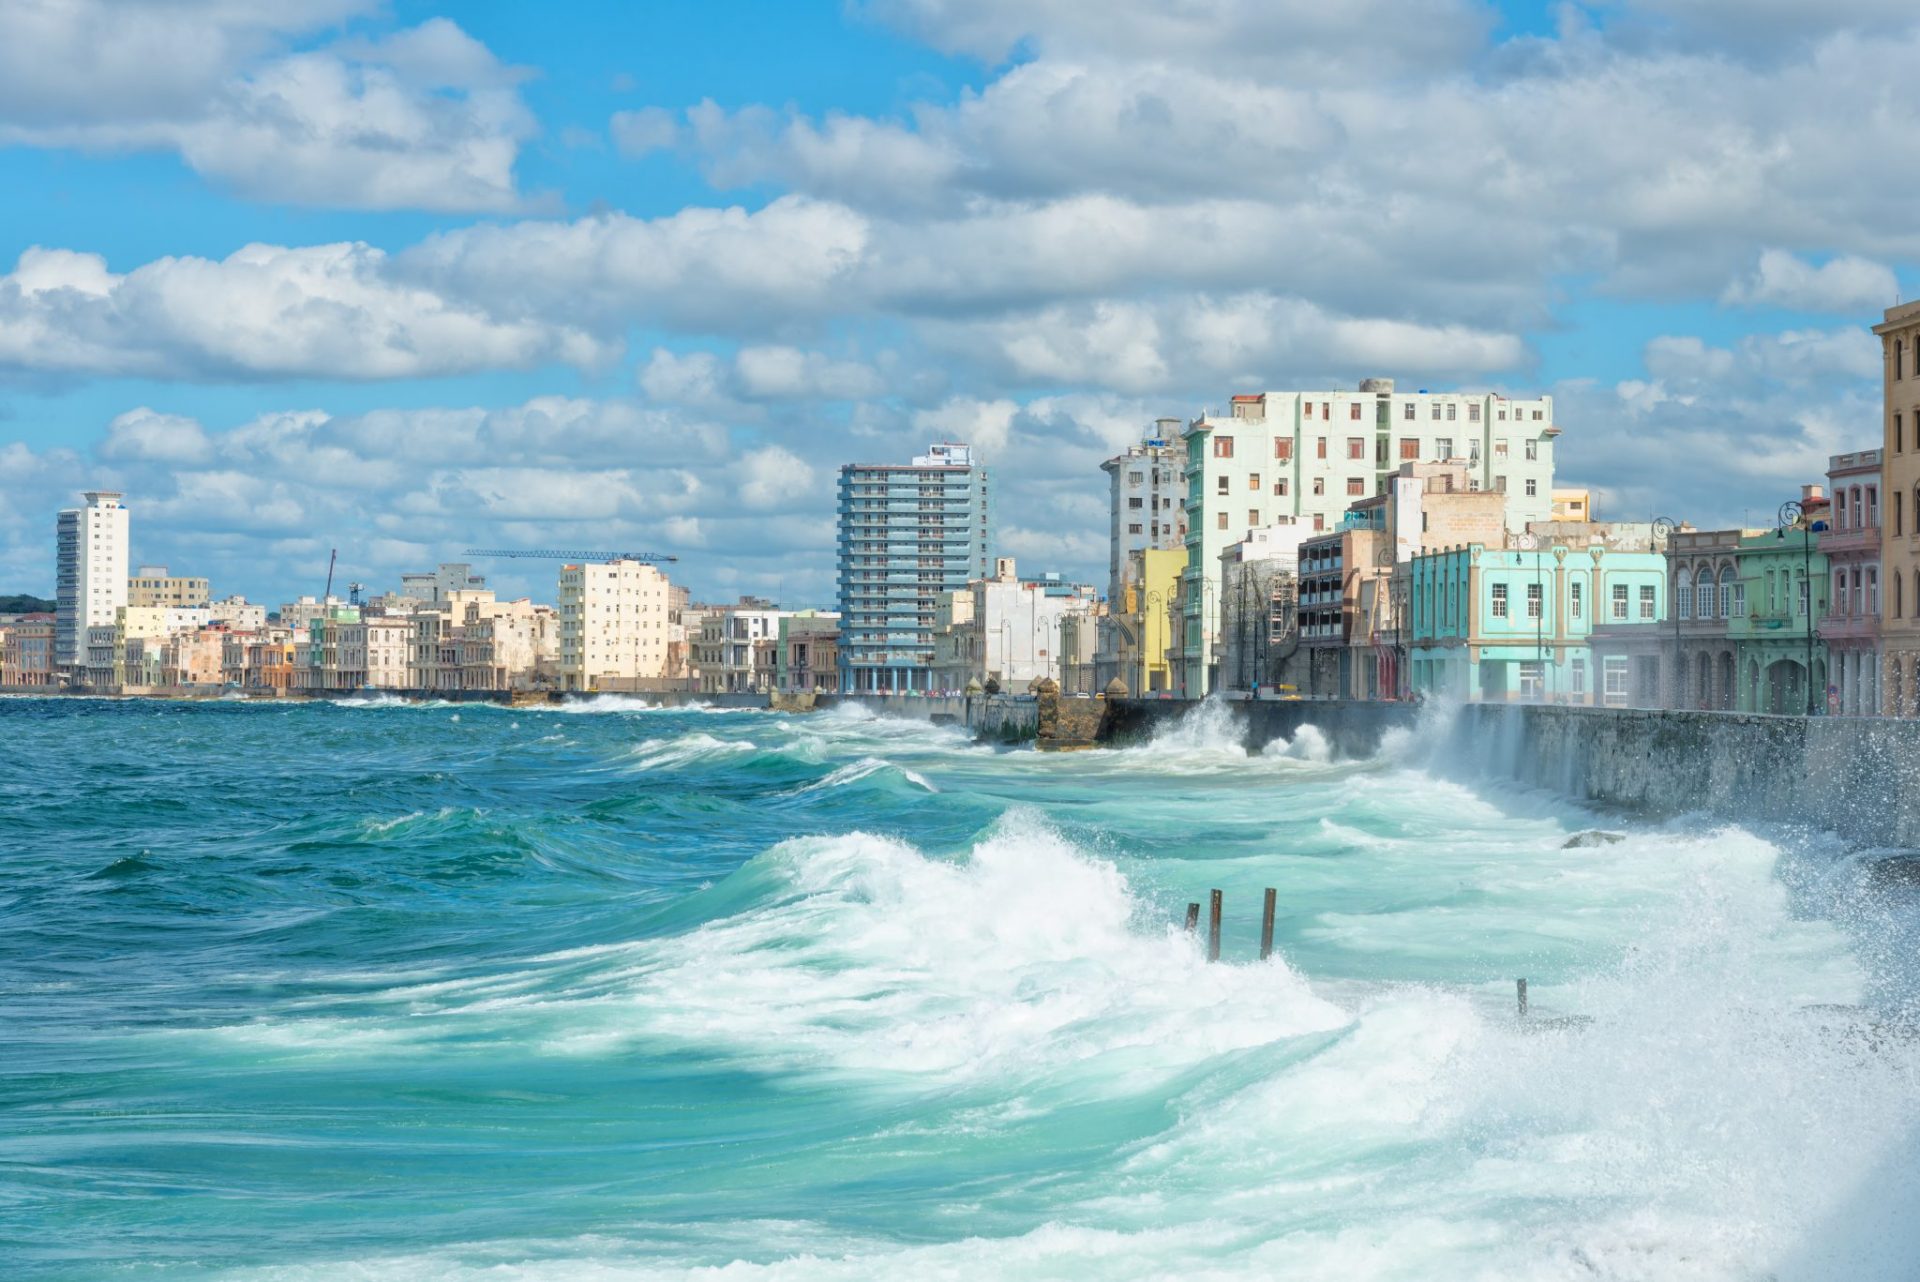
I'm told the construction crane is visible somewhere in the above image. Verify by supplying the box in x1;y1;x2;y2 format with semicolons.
463;548;679;564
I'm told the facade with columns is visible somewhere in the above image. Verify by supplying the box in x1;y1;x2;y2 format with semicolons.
1877;301;1920;715
1820;449;1882;715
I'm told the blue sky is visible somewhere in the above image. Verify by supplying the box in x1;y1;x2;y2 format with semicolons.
0;0;1912;605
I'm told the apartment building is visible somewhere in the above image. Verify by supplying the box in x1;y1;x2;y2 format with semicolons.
836;443;991;694
1821;449;1883;715
1178;381;1558;692
929;559;1098;692
1101;420;1188;605
128;566;210;609
55;490;129;669
777;613;841;694
558;560;675;692
1;614;56;687
1877;301;1920;714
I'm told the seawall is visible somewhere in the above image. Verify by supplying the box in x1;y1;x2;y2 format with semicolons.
1450;704;1920;848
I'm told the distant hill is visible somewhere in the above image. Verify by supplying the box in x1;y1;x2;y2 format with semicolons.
0;594;54;613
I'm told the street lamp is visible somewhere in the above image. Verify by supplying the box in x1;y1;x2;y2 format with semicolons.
1652;516;1678;708
1777;499;1817;717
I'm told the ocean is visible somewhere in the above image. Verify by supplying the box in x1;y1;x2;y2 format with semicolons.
4;696;1919;1280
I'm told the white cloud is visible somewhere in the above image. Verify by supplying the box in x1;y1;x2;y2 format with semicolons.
610;106;683;157
1723;249;1900;313
737;445;816;509
911;396;1019;454
99;408;214;464
0;9;536;212
0;243;609;381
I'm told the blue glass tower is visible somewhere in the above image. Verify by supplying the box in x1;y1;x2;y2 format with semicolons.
836;444;991;694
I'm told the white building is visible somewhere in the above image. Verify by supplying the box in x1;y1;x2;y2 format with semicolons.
1179;380;1560;692
56;491;130;669
1101;419;1188;605
558;560;675;691
209;597;268;631
932;559;1098;691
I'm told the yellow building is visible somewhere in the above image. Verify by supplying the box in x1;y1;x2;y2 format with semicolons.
1101;547;1184;694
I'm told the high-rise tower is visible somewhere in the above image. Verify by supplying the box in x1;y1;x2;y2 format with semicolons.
55;491;129;670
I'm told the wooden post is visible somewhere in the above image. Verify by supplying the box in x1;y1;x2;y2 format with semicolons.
1516;977;1528;1016
1259;887;1277;960
1207;889;1223;962
1184;902;1200;934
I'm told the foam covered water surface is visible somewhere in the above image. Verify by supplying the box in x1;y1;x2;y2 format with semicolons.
3;697;1918;1281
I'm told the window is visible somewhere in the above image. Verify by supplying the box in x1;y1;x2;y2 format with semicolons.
1525;478;1538;497
1400;438;1419;460
1217;476;1229;495
1901;339;1907;380
1275;480;1289;496
1316;437;1328;459
1128;523;1142;535
1313;514;1325;531
1611;584;1629;620
1431;403;1442;420
1639;585;1656;620
1312;478;1325;496
1525;582;1542;619
1899;413;1906;454
1525;440;1539;461
1494;440;1509;460
1571;580;1584;619
1249;473;1261;491
1698;572;1717;619
1249;509;1261;527
1128;497;1143;509
1897;574;1904;619
1796;572;1809;617
1898;490;1906;537
1677;569;1693;619
1491;583;1509;618
1869;568;1880;614
1495;476;1507;493
1533;410;1544;420
1275;438;1293;461
1213;436;1234;459
1404;403;1415;420
1470;404;1482;422
1729;581;1746;617
1128;471;1143;484
1571;657;1588;696
1869;487;1879;527
1217;512;1229;530
1347;478;1366;496
1603;656;1630;705
1350;403;1363;420
1446;404;1457;421
1348;437;1365;460
1436;437;1453;458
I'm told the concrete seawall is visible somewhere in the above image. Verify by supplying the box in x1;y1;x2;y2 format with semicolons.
1450;704;1920;848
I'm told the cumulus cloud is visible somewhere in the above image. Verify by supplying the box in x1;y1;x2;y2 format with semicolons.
0;243;609;381
1723;249;1900;313
737;445;816;509
0;7;536;212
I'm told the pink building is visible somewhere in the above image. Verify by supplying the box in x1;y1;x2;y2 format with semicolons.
1820;449;1883;715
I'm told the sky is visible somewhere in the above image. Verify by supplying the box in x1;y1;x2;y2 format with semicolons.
0;0;1912;607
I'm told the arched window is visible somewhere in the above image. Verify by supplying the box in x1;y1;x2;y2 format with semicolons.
1896;572;1905;620
1852;486;1864;529
1853;567;1864;617
1835;570;1849;617
1677;568;1693;620
1724;566;1744;618
1869;567;1880;615
1837;489;1850;529
1697;563;1718;619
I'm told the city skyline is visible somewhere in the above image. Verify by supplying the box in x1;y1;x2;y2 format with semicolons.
2;2;1917;607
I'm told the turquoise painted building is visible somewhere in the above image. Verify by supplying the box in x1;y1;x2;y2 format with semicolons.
1410;542;1668;703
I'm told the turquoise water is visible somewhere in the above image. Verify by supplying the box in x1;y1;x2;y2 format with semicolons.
5;696;1920;1280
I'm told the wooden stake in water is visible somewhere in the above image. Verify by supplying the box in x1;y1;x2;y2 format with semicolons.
1259;887;1277;961
1517;977;1529;1017
1207;889;1223;963
1184;902;1200;934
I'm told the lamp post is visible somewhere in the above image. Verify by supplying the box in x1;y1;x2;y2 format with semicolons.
1777;499;1816;717
1652;516;1678;708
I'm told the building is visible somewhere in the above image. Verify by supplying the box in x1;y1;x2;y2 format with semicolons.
696;599;786;694
1878;301;1920;714
1101;420;1188;605
128;566;210;609
400;563;487;604
1215;527;1305;694
1058;605;1102;695
777;613;841;694
459;601;558;692
55;491;129;670
1821;450;1883;715
1410;537;1668;703
558;560;675;692
929;560;1097;692
1551;488;1593;522
209;597;269;631
836;443;992;694
1179;381;1560;693
1094;546;1185;695
1;614;56;687
1292;524;1381;698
